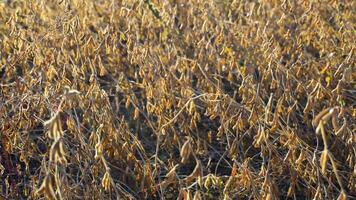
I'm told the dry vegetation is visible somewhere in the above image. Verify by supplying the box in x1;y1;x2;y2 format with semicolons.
0;0;355;199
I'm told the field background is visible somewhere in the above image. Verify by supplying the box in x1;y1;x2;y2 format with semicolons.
0;0;355;199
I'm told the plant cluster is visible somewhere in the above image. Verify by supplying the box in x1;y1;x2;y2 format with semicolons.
0;0;355;199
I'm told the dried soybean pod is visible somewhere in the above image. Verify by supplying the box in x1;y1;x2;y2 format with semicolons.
180;138;192;164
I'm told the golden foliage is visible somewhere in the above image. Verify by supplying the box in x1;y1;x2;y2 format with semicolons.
0;0;355;199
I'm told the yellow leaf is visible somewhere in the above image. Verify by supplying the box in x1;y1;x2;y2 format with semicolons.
325;76;331;87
